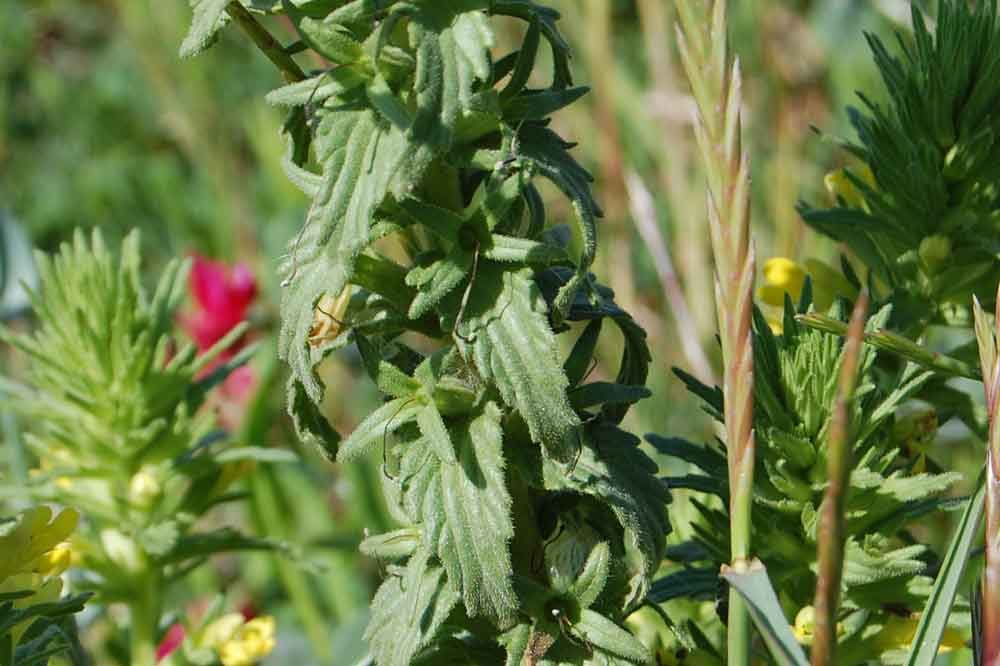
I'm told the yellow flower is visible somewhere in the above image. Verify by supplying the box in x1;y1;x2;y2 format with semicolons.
759;257;859;333
0;506;78;645
874;614;964;653
760;258;807;312
34;543;73;577
0;506;78;584
825;164;876;209
202;614;276;666
793;606;815;645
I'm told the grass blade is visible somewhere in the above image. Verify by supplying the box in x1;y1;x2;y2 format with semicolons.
906;471;986;666
721;560;809;666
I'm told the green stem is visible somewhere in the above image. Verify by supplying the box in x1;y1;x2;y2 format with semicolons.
128;569;163;666
797;313;980;380
728;452;753;666
225;2;306;83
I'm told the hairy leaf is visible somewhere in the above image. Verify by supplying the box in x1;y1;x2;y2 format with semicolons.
365;548;459;666
438;402;518;623
337;397;423;463
180;0;231;58
278;110;409;403
543;423;670;608
458;266;579;461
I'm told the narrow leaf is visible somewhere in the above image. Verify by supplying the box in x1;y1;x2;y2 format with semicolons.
337;397;423;463
721;560;810;666
906;472;986;666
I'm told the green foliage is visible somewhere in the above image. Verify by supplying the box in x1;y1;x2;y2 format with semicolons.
800;0;1000;332
0;230;280;664
186;1;668;663
662;295;961;663
0;594;90;666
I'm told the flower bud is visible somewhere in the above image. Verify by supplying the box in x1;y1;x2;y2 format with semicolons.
129;466;162;508
100;528;143;573
918;234;952;275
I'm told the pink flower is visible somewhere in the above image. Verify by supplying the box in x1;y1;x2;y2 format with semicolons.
156;623;186;662
185;255;257;358
180;254;260;429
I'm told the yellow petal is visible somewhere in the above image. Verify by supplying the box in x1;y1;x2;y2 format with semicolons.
825;167;871;208
759;285;794;309
34;543;72;577
201;613;245;650
217;616;276;666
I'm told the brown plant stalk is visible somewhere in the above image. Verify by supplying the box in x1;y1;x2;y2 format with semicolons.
973;285;1000;666
811;292;869;666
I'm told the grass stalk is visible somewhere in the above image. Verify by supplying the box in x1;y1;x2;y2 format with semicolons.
811;292;868;666
973;285;1000;665
624;171;716;385
637;0;716;344
675;1;756;663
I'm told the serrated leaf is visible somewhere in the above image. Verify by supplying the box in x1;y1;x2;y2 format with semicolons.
438;402;518;623
180;0;231;58
492;0;573;89
564;319;602;387
407;253;473;319
365;548;459;666
499;16;540;99
483;235;569;264
278;109;410;403
266;68;369;107
359;527;422;562
503;86;589;122
297;17;364;64
568;382;650;412
646;435;727;478
287;377;340;461
648;567;719;603
516;124;600;322
384;3;494;193
337;397;423;462
543;423;670;608
459;266;579;461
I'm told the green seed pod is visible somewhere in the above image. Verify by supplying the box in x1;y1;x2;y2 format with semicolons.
918;234;952;275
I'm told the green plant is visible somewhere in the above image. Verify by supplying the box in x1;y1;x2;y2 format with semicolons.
184;1;669;664
673;0;756;662
656;1;1000;665
0;231;287;666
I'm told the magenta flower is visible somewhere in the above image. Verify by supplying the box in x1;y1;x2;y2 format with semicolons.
156;623;185;663
186;255;257;358
181;254;259;428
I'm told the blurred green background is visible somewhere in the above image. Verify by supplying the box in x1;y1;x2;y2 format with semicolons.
3;1;964;664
